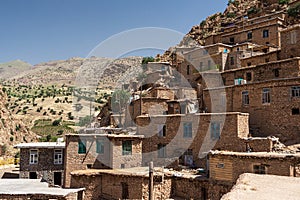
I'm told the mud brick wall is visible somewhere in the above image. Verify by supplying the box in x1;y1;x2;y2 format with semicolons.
204;78;300;144
64;135;142;188
136;113;249;168
70;172;172;200
280;25;300;59
210;153;300;183
221;58;300;86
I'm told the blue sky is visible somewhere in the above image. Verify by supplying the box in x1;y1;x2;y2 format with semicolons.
0;0;227;64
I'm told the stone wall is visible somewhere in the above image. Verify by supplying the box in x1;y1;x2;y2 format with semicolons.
221;18;283;46
19;148;64;185
70;171;171;200
136;113;249;168
221;58;300;86
203;78;300;144
280;25;300;59
209;152;300;183
64;134;142;188
240;50;279;68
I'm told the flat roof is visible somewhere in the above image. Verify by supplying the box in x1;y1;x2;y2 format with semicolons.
66;133;144;139
0;179;84;196
210;150;300;158
71;167;205;179
222;173;300;200
14;142;65;149
136;112;249;118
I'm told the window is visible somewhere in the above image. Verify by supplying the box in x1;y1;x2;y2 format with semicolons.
220;93;226;107
183;122;192;138
200;62;203;71
78;140;86;154
187;65;190;75
229;37;235;43
211;122;221;140
208;60;211;69
122;141;132;155
263;30;269;38
247;32;252;40
246;72;252;81
292;108;300;115
96;140;104;154
54;149;63;164
230;57;234;65
290;31;297;44
253;165;266;174
247;62;251;66
262;88;271;104
265;58;269;63
291;86;300;97
158;124;166;137
274;68;280;77
158;144;166;158
242;91;249;105
29;150;38;164
217;163;225;168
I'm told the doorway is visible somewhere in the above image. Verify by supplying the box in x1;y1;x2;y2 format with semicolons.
54;172;62;186
29;172;37;179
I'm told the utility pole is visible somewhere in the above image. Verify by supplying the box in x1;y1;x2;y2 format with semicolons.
149;161;154;200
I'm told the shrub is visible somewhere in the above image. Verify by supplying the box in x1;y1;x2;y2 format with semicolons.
52;118;61;126
279;0;289;5
288;3;300;18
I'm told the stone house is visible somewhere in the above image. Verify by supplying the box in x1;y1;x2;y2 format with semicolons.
63;133;143;188
209;151;300;183
136;112;274;168
15;142;65;186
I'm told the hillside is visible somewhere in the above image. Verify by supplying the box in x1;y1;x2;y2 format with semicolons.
0;60;32;81
1;56;143;143
0;86;37;156
5;56;143;87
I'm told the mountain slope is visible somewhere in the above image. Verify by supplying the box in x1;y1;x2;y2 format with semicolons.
0;60;32;81
0;86;37;156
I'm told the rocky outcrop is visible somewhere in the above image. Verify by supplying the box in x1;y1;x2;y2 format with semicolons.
0;86;37;156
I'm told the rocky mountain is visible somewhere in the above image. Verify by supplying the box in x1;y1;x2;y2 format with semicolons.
0;86;37;156
179;0;290;46
5;56;143;88
0;60;33;81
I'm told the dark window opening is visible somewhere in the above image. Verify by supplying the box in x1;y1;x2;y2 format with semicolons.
158;125;166;137
187;65;190;75
246;72;252;81
247;32;252;40
247;62;251;66
291;86;300;97
265;58;269;63
122;141;132;155
54;172;62;186
29;172;37;179
253;165;266;174
230;57;234;65
121;164;125;169
122;182;129;199
292;108;300;115
274;69;279;77
263;30;269;38
87;164;92;169
78;140;86;154
229;37;235;44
